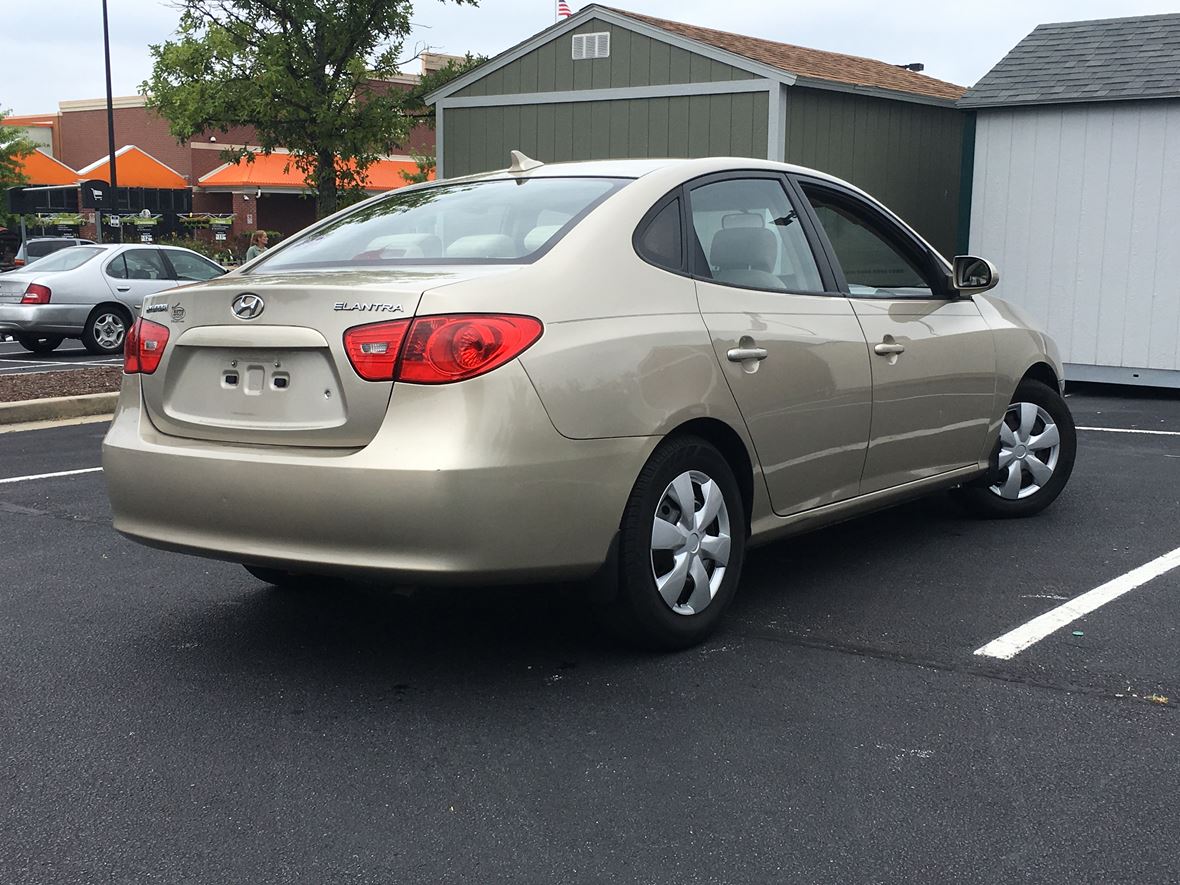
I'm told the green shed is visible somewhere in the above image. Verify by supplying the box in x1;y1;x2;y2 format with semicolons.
426;5;969;255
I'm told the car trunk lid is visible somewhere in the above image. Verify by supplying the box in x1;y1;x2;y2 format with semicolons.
137;267;515;447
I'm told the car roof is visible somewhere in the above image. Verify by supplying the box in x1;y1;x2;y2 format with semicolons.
442;155;854;190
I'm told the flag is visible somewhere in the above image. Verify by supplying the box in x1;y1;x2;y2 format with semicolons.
557;1;572;17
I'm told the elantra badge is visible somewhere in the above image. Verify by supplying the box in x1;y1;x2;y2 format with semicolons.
333;302;403;313
231;293;265;320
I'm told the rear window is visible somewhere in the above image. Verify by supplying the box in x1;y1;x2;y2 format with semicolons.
27;240;78;259
250;177;629;272
24;246;104;272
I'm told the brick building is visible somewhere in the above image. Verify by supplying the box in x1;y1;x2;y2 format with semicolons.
4;58;450;246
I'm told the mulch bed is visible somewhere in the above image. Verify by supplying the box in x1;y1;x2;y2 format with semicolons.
0;367;123;404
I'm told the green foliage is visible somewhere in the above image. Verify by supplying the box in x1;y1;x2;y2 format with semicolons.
404;53;486;123
1;109;37;227
143;0;477;219
400;148;436;185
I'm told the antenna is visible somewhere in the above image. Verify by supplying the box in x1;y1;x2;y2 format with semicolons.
508;150;544;173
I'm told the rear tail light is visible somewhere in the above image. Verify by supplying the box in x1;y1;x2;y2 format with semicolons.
123;318;170;375
20;284;51;304
343;314;543;383
342;319;411;381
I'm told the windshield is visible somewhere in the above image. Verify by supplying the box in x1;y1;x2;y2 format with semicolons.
25;246;104;272
250;177;629;272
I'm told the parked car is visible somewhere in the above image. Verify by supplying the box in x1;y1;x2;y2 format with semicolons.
8;237;97;270
103;156;1076;648
0;244;226;354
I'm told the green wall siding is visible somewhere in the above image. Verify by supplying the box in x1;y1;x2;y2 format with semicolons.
453;19;754;98
445;92;769;176
784;87;965;256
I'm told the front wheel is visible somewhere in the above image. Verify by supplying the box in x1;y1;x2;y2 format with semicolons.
596;436;747;650
16;334;63;354
954;379;1076;518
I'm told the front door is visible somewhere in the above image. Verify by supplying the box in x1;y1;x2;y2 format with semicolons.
686;174;873;516
796;179;995;494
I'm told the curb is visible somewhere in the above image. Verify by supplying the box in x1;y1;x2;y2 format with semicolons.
0;392;118;425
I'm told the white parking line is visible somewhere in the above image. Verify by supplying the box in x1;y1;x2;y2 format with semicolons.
1078;426;1180;437
975;545;1180;659
0;467;103;485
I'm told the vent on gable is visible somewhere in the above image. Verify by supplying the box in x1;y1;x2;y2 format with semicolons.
572;32;610;60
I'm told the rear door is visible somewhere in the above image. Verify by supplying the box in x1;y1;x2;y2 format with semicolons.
685;173;873;515
104;248;176;309
794;177;995;494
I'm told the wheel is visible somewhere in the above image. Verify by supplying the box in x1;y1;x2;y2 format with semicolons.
15;334;64;354
954;379;1076;518
597;436;747;650
81;306;131;355
243;564;321;589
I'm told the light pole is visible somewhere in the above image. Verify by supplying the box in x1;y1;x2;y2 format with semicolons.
101;0;118;242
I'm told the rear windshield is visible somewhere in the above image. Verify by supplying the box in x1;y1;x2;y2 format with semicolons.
24;246;104;272
27;240;80;259
249;177;629;272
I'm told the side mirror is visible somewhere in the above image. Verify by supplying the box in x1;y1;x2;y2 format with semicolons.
952;255;999;294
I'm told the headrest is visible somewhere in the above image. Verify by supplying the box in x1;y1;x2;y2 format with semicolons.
523;224;562;252
710;227;776;273
444;234;516;259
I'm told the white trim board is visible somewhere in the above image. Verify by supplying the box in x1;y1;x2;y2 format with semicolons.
436;78;772;109
425;5;795;105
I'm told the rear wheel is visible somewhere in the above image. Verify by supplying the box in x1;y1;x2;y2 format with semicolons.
16;334;63;354
597;436;746;650
954;379;1076;518
82;306;131;355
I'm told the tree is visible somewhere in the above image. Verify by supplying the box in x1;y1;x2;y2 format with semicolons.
1;110;37;228
144;0;476;219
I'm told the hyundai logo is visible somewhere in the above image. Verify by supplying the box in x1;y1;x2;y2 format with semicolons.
231;293;265;320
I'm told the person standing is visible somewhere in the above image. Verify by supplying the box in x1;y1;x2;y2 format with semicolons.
244;230;269;262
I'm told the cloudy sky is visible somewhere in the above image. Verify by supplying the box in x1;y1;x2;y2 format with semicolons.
2;0;1176;114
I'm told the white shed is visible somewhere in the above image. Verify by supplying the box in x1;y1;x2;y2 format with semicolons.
962;14;1180;387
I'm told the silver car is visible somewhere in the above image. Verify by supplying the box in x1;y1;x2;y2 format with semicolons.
0;244;226;354
103;157;1076;649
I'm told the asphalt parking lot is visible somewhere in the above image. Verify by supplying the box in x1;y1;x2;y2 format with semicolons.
2;386;1178;884
0;338;122;375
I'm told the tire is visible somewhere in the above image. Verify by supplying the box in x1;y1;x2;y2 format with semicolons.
81;306;132;355
954;379;1076;519
243;564;322;589
16;334;64;354
597;435;747;650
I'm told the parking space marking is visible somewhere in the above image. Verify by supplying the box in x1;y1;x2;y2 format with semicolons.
1078;426;1180;437
975;545;1180;660
0;467;103;485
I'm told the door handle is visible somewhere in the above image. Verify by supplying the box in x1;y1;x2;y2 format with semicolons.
116;286;131;292
874;342;906;356
727;347;768;362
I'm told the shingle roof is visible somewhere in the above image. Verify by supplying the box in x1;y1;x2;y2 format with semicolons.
603;6;966;101
960;14;1180;108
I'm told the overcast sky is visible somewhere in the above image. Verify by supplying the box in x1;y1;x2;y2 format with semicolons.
2;0;1177;115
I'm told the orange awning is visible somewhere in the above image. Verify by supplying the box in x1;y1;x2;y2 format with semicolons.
198;153;430;191
17;149;78;186
76;145;188;189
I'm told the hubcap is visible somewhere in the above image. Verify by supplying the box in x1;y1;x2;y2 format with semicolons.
990;402;1061;500
93;313;126;350
650;469;731;616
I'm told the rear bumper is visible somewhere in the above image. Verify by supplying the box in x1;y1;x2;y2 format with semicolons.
102;365;656;584
0;303;88;335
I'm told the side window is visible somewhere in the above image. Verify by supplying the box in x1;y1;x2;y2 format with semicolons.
167;250;224;281
122;249;169;281
802;186;937;298
634;199;683;272
105;254;128;279
688;178;824;293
